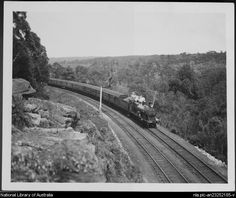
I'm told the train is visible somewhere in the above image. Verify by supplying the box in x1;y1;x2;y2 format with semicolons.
48;78;157;128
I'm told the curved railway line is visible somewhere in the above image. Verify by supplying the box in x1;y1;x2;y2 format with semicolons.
105;110;189;183
49;85;227;183
147;128;227;183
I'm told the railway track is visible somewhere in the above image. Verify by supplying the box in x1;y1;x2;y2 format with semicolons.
104;110;189;183
60;87;185;182
147;128;228;183
49;86;227;183
83;94;227;183
51;86;188;183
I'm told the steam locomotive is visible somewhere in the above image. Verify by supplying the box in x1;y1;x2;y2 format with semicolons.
48;78;157;127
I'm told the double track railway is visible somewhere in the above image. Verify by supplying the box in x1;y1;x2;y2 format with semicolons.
148;128;227;183
49;85;227;183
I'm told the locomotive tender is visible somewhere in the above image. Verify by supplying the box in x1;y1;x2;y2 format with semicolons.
48;78;157;127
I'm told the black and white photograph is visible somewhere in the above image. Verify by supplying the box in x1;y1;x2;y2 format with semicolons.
2;1;235;192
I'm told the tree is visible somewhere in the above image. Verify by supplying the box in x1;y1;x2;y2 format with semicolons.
13;11;49;90
13;50;36;89
75;65;88;83
168;78;182;94
87;70;104;86
13;12;32;80
61;66;75;81
168;64;199;100
178;64;193;80
25;32;49;84
50;62;66;78
151;78;169;94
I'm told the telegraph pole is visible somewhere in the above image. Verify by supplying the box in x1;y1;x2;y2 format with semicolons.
152;91;157;107
99;86;102;113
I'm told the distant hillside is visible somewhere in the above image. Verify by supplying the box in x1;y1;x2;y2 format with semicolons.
49;52;226;72
49;55;150;69
49;56;95;67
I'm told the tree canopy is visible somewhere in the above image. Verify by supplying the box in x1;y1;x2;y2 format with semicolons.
13;11;49;90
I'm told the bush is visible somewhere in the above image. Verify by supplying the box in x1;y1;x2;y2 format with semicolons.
31;83;49;100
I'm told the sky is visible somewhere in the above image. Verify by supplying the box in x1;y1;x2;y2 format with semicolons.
25;3;226;58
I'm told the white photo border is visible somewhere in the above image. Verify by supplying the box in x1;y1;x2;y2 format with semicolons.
2;1;235;191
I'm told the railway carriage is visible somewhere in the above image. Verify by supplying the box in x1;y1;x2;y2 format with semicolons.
48;78;157;128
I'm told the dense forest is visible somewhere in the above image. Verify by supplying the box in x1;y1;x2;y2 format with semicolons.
50;51;227;163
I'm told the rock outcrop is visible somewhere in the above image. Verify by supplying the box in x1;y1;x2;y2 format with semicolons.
24;98;79;128
11;126;105;182
11;97;107;182
12;78;36;96
11;89;143;183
